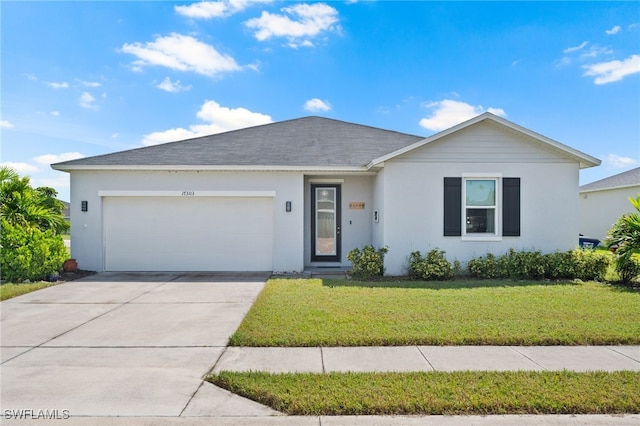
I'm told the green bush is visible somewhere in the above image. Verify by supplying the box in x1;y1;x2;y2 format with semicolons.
605;203;640;285
542;251;576;280
467;248;612;281
497;249;546;279
347;245;388;279
1;219;67;282
570;248;612;282
467;253;500;279
408;249;459;281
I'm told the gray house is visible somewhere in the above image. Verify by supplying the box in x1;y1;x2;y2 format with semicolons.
580;167;640;241
52;113;600;275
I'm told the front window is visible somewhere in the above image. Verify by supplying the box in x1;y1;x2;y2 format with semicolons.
464;179;497;235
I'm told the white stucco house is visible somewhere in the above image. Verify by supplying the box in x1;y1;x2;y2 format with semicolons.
579;167;640;241
52;113;600;275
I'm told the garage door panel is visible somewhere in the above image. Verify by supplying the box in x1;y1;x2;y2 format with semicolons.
104;197;273;271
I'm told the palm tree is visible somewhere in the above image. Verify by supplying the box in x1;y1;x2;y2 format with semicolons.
605;195;640;284
0;166;69;234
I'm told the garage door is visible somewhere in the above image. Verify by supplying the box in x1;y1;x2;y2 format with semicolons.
103;196;273;271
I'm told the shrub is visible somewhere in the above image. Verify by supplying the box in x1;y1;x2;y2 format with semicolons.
497;248;545;280
542;251;576;280
408;249;459;281
347;245;388;279
0;219;67;282
467;253;500;279
467;248;612;281
570;248;612;282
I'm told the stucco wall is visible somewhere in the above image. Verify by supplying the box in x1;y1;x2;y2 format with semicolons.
303;175;374;267
579;186;640;240
69;170;304;273
378;123;582;276
372;168;385;249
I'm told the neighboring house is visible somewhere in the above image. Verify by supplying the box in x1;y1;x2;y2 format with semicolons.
59;200;71;222
52;113;600;275
579;167;640;241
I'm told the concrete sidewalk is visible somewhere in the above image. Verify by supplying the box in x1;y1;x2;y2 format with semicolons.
213;345;640;373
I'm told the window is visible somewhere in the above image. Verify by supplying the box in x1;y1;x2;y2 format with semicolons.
464;179;497;234
443;176;520;238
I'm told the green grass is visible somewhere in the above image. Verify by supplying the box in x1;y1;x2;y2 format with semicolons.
209;371;640;415
0;282;58;301
229;278;640;346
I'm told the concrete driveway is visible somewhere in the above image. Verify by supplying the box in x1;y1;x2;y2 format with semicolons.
0;272;278;418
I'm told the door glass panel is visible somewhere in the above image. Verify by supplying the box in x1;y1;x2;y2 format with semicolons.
316;188;336;255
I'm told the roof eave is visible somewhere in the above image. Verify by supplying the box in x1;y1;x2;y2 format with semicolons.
579;182;640;193
51;164;370;173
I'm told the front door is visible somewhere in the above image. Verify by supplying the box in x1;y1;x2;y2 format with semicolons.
311;184;341;262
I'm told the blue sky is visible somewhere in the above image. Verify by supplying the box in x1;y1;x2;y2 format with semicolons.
2;1;639;202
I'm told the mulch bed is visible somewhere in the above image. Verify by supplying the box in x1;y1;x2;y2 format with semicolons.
57;270;97;282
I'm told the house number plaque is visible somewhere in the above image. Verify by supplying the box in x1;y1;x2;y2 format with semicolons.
349;202;365;210
181;191;195;196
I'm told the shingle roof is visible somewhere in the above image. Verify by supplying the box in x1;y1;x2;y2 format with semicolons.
580;167;640;192
52;116;424;169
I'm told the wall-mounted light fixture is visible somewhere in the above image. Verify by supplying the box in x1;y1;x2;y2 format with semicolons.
285;201;292;212
81;201;88;212
373;209;379;223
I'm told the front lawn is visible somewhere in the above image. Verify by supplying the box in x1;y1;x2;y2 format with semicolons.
229;278;640;346
209;370;640;415
0;282;58;301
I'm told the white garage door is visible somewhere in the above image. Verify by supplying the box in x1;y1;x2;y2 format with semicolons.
103;196;273;271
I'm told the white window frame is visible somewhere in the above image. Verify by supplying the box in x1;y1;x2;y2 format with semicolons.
462;173;502;241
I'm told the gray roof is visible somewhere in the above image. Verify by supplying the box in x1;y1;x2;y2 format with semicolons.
53;117;424;169
580;167;640;192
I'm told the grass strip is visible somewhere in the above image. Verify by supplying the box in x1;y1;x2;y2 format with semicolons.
0;282;57;301
229;278;640;346
209;371;640;416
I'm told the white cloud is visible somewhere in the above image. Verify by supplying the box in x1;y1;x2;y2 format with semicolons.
245;3;339;46
304;98;331;112
175;0;270;19
0;162;39;174
121;33;242;77
77;79;102;87
142;100;272;146
563;41;588;54
156;76;192;92
51;111;60;117
604;154;638;169
30;174;70;194
583;54;640;84
46;81;69;89
79;92;98;110
176;1;227;18
419;99;507;132
580;44;613;59
1;119;15;128
606;25;621;35
34;152;85;165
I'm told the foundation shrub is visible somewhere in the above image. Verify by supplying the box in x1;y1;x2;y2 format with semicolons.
467;248;612;281
408;249;459;281
347;245;388;279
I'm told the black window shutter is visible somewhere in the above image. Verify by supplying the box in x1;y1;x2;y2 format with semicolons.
503;178;520;236
443;177;462;236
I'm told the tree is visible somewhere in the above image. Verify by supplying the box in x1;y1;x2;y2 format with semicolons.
0;166;69;234
1;167;69;282
605;195;640;284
